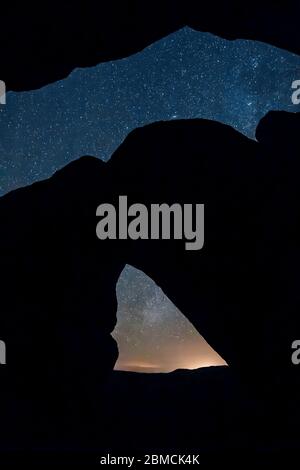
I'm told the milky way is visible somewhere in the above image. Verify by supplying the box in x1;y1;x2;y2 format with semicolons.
113;265;226;372
0;27;299;372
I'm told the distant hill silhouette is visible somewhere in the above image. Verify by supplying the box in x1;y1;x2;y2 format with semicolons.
1;1;300;91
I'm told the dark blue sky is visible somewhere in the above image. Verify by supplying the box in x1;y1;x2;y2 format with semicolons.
0;27;299;195
1;27;299;371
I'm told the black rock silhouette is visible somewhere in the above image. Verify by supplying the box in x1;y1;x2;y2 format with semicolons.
1;1;300;91
0;113;300;456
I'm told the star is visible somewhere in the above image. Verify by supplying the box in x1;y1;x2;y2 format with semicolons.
0;27;299;372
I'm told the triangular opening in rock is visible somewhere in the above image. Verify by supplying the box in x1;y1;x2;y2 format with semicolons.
113;265;226;373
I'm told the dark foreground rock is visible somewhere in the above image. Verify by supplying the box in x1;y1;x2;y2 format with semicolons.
0;112;299;460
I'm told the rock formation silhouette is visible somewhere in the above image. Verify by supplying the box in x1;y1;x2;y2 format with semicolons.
2;1;300;91
0;113;299;458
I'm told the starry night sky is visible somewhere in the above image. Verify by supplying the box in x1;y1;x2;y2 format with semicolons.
0;27;299;372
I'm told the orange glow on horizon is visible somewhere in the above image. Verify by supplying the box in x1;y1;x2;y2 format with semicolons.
114;355;227;373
